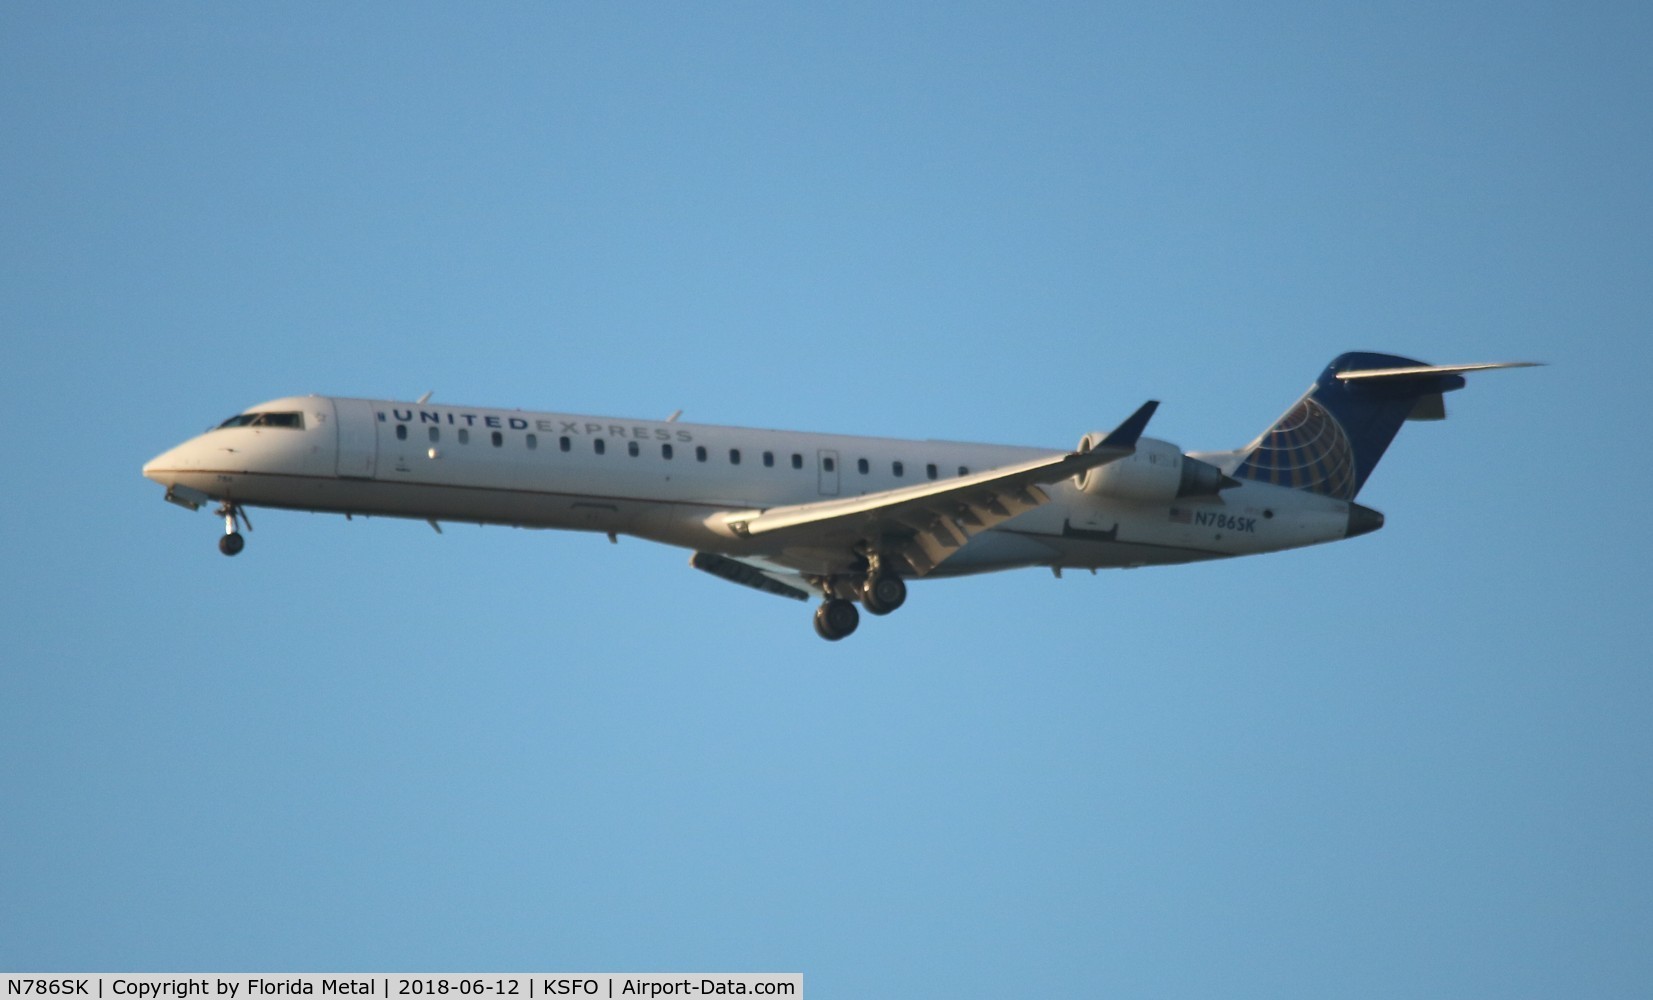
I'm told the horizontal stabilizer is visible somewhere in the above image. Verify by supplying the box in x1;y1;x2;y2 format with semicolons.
1234;352;1539;500
1336;361;1541;381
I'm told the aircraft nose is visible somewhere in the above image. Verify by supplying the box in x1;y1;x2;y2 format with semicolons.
142;442;193;484
142;449;170;484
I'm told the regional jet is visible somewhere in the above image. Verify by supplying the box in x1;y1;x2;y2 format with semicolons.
142;352;1534;639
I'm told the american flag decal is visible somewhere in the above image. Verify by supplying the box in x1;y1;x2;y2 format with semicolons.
1169;507;1192;524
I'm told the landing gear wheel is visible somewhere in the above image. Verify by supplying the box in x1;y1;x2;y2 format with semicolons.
813;598;860;641
860;573;907;616
215;502;251;556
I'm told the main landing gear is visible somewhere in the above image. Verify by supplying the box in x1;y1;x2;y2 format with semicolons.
859;572;906;616
813;599;860;641
811;567;909;641
216;502;251;556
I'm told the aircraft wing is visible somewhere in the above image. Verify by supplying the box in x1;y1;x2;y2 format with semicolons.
719;400;1158;576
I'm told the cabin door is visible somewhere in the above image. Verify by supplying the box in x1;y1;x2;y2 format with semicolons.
334;398;378;478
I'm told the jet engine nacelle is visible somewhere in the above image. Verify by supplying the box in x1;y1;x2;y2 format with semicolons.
1075;434;1232;503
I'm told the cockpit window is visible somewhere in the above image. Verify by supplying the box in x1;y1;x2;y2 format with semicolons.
217;411;305;430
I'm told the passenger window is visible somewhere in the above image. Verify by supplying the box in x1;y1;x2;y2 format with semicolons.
926;463;938;480
428;427;440;443
791;453;803;470
696;446;708;462
823;456;836;472
729;448;741;465
628;441;640;457
594;438;606;455
458;428;470;444
763;451;774;467
857;458;869;474
662;443;674;460
560;436;571;452
396;424;408;441
491;431;503;447
892;461;904;477
958;466;969;476
526;433;537;450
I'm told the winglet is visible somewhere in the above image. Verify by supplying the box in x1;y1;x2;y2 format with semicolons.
1098;400;1159;450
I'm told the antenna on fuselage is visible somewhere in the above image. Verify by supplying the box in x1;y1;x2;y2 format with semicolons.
666;409;682;422
416;391;433;404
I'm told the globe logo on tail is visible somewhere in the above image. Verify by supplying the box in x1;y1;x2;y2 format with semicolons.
1235;398;1358;499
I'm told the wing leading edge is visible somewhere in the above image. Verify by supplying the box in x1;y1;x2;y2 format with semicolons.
719;400;1158;576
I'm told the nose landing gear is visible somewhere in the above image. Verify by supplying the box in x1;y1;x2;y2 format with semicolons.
215;502;252;556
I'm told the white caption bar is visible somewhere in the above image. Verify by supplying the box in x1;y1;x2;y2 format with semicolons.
2;976;801;1000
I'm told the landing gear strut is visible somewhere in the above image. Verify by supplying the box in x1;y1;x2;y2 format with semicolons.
216;502;251;557
813;598;860;641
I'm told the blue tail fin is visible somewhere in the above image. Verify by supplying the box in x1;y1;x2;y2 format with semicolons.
1232;352;1474;500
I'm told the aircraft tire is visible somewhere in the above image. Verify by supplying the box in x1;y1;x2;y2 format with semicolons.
860;573;907;615
219;532;245;556
814;599;859;640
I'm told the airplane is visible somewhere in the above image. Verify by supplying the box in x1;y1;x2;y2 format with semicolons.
142;352;1535;640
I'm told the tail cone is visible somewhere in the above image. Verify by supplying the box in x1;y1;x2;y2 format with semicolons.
1347;503;1385;539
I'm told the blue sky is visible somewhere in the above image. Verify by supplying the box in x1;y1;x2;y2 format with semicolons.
2;3;1648;995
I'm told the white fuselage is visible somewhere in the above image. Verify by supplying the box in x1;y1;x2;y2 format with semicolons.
142;395;1363;577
